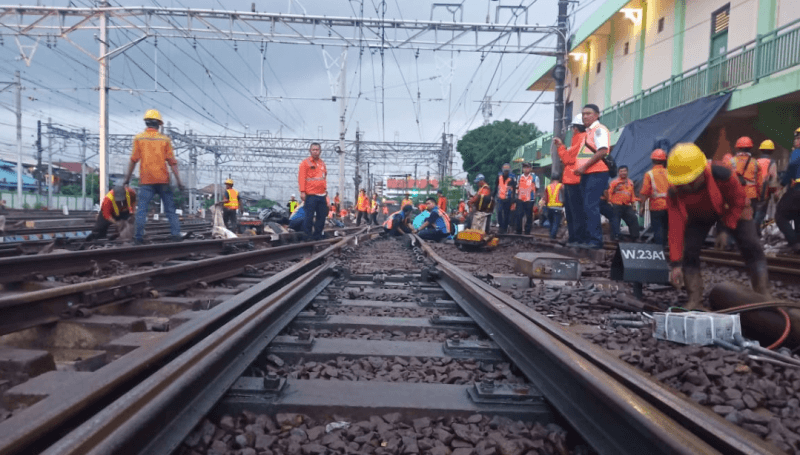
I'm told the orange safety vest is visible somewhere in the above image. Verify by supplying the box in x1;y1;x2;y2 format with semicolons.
382;206;389;215
643;166;669;211
224;188;239;210
545;183;563;207
357;194;369;211
370;199;378;213
608;178;636;206
401;198;413;208
576;121;610;174
106;189;132;217
437;196;447;212
732;153;760;199
458;201;466;215
517;173;535;202
497;175;513;200
383;210;403;230
758;157;778;197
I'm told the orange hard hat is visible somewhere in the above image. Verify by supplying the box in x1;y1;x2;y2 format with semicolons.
735;136;754;149
650;149;667;161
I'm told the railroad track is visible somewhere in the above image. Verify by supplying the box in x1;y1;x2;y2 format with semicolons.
4;234;782;455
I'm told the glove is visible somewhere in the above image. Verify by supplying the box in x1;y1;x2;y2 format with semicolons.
670;266;684;289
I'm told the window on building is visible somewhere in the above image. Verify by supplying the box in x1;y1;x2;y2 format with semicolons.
658;17;665;33
624;42;629;55
597;62;602;73
710;4;730;62
575;77;579;87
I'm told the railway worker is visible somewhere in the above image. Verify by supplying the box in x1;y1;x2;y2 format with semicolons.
85;185;137;241
731;137;764;211
515;162;537;235
288;203;305;231
383;204;414;236
493;163;516;234
356;189;370;226
639;149;669;246
370;193;380;225
382;199;389;219
541;175;564;239
754;139;780;235
574;104;611;249
776;128;800;253
554;114;587;247
418;197;451;242
287;194;299;214
222;178;239;230
437;190;448;213
667;143;769;309
401;193;413;209
123;109;183;245
469;174;493;233
607;165;640;241
298;142;328;241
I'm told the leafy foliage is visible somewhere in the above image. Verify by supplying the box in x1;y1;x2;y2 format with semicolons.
457;119;541;188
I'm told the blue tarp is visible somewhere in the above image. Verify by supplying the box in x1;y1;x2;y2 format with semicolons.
610;92;732;183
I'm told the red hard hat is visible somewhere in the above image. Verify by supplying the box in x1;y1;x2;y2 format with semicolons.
650;149;667;161
735;136;754;149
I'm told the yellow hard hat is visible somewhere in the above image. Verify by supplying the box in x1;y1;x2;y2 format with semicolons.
667;143;707;186
225;178;234;185
144;109;163;123
759;139;775;151
795;127;800;135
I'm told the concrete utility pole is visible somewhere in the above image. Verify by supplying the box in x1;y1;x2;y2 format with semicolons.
36;120;42;195
337;50;347;204
550;0;569;177
15;70;22;203
81;128;87;210
47;118;52;208
353;128;361;196
98;1;110;199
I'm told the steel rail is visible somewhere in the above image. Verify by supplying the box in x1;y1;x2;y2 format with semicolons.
0;238;336;336
0;231;370;455
0;235;274;284
1;220;210;236
417;238;781;455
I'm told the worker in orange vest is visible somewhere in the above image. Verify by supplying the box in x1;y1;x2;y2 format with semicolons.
356;189;370;226
469;174;493;232
493;163;516;233
754;139;779;235
437;190;447;213
86;185;137;241
297;142;328;240
667;143;768;309
401;193;413;209
607;165;640;241
541;176;564;239
334;192;341;212
554;114;587;247
382;198;389;219
731;137;763;209
370;193;380;225
515;162;537;235
383;204;414;236
639;149;669;246
222;178;239;230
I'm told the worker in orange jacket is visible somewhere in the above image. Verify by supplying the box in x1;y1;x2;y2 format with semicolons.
607;165;640;241
297;142;328;240
356;189;370;226
437;190;447;213
754;139;779;235
667;143;768;310
553;114;587;247
731;137;764;207
86;185;137;241
370;193;380;225
639;149;669;246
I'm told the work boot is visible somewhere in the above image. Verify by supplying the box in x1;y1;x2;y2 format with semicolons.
683;269;704;310
749;263;772;298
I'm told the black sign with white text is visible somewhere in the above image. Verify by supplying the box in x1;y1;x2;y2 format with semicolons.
611;242;670;284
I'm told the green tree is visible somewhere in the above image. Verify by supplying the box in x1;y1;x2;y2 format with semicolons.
253;198;278;209
457;119;541;188
59;174;109;204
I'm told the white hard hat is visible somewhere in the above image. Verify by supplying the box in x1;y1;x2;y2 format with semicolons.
571;114;583;126
291;194;296;198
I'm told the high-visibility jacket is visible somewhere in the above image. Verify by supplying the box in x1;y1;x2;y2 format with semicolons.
517;173;536;202
357;194;369;211
576;121;610;174
557;132;587;185
334;195;340;206
102;187;135;221
418;203;427;212
458;201;467;215
608;178;637;206
370;199;378;213
288;200;299;213
758;157;778;198
424;207;451;234
437;196;447;212
224;188;239;210
469;183;493;212
401;198;413;208
382;206;389;215
298;156;327;195
383;211;405;230
731;152;762;200
496;175;515;200
545;183;563;207
640;165;669;211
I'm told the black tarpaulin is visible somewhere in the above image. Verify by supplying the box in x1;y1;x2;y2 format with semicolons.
610;92;732;182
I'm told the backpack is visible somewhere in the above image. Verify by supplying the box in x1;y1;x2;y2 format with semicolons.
584;141;617;177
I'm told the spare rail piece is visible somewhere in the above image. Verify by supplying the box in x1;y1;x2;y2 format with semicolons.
0;236;274;284
0;232;367;455
0;238;335;336
418;238;781;455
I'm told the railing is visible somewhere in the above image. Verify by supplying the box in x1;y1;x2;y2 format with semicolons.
604;16;800;130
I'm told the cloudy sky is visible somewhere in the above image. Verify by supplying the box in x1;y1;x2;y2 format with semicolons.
0;0;601;200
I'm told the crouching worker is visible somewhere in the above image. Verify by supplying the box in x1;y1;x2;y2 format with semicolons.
288;203;305;231
418;197;451;242
383;204;414;236
86;185;136;241
666;143;769;310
